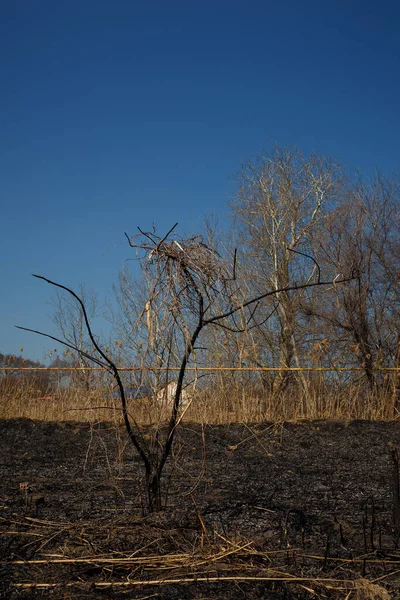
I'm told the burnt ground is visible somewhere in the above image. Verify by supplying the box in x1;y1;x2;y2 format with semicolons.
1;419;400;599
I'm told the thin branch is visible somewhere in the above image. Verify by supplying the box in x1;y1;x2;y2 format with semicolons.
124;232;134;247
28;274;152;475
288;247;321;283
209;320;248;334
245;300;260;326
137;226;158;245
249;300;280;329
210;301;278;333
156;222;179;250
15;326;109;370
32;275;113;370
204;276;355;326
225;248;237;281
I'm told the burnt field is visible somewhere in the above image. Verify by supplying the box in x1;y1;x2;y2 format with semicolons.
1;418;400;599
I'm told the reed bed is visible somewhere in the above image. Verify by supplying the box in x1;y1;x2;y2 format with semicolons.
0;376;399;423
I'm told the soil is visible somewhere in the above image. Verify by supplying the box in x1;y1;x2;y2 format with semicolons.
1;418;400;599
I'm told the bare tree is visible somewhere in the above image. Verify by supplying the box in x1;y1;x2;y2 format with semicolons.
309;172;400;392
231;146;343;395
17;223;352;511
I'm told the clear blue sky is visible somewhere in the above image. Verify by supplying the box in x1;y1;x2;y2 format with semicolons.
1;0;399;362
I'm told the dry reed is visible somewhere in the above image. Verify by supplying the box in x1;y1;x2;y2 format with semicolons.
2;514;396;598
0;378;399;423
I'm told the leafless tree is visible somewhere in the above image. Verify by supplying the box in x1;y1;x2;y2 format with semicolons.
231;146;343;395
17;223;352;511
309;172;400;392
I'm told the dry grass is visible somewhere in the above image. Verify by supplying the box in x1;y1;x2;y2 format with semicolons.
3;515;395;599
0;375;399;423
352;578;391;600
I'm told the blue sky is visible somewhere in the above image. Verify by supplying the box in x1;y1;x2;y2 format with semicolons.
1;0;399;362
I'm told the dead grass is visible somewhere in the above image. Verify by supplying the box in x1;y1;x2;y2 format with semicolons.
352;578;391;600
2;515;395;599
0;378;399;423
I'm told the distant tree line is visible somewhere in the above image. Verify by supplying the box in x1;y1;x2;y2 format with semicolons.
0;353;52;397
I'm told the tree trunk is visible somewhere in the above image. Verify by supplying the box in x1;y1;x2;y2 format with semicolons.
147;469;162;512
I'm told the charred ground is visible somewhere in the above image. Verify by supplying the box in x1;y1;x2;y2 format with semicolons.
1;418;400;599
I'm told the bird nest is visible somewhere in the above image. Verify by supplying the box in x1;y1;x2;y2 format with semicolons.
125;224;233;290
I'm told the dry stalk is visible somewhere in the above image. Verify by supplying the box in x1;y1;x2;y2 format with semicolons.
10;575;356;588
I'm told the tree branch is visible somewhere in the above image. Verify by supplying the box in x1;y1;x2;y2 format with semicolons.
25;274;152;475
156;222;179;250
15;326;109;370
204;276;355;326
288;247;321;283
